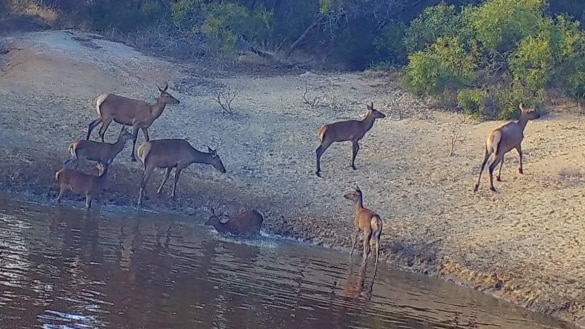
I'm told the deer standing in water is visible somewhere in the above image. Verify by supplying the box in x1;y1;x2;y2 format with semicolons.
205;208;264;237
315;102;386;177
86;83;180;161
343;186;383;266
69;127;133;166
136;139;227;205
55;160;109;210
474;103;541;192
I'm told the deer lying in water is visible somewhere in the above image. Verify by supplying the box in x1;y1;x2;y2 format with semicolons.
315;102;386;177
205;208;264;237
474;103;541;192
344;186;383;266
136;139;227;205
69;127;133;166
86;83;180;161
55;159;109;210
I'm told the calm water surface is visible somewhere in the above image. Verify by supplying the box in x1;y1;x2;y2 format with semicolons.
0;197;572;329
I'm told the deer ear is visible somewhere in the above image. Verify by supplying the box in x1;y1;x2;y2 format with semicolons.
370;102;374;108
519;103;525;111
163;83;168;92
207;146;214;153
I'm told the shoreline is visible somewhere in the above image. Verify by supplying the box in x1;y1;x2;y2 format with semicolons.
1;29;584;329
0;155;581;329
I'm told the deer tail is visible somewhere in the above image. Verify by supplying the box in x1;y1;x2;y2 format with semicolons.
488;130;502;156
136;142;151;165
55;169;62;181
318;125;329;142
95;94;108;116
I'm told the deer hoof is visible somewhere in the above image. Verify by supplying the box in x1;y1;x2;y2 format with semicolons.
473;185;479;192
315;171;321;177
490;186;497;192
351;165;357;170
518;168;524;174
496;176;502;182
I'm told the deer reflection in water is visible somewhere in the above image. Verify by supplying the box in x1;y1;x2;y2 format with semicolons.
342;260;378;302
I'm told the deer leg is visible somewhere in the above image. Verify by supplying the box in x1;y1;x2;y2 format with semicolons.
350;229;359;257
138;165;155;206
157;168;172;194
488;153;504;192
171;167;184;199
496;157;504;181
130;126;140;162
85;194;92;210
474;148;490;192
98;118;113;143
315;141;332;177
86;118;102;140
142;128;150;142
351;141;360;170
362;231;371;260
56;188;65;204
516;145;523;174
374;230;381;267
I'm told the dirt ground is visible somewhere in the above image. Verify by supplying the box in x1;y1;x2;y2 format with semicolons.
1;30;585;327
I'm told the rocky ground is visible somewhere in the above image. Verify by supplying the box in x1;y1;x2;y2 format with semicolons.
1;30;585;328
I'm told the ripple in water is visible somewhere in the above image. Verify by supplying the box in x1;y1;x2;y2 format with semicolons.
0;197;573;329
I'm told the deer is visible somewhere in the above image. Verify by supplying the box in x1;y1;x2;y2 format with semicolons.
315;102;386;177
205;208;264;237
69;127;133;166
136;139;227;205
55;160;109;210
343;186;383;266
474;103;541;192
86;83;180;162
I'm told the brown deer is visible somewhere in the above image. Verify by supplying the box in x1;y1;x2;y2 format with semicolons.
205;208;264;237
86;83;180;162
474;103;541;192
55;160;109;210
344;186;383;266
69;127;133;166
136;139;227;205
315;102;386;177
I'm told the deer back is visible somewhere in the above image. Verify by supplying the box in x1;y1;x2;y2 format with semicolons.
206;210;264;236
138;139;195;168
56;164;108;194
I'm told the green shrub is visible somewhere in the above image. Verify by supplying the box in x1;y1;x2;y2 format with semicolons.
466;0;546;53
404;36;476;96
404;3;464;53
457;88;488;117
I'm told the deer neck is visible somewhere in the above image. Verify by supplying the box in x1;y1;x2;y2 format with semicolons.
150;97;168;119
188;147;211;165
360;113;377;132
353;196;365;213
112;135;129;153
517;116;530;131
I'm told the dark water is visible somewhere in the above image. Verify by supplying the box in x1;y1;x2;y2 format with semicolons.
0;197;572;329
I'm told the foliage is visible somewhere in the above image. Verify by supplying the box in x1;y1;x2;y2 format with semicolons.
404;3;466;53
404;0;585;119
466;0;546;53
405;37;476;96
3;0;585;120
456;88;488;117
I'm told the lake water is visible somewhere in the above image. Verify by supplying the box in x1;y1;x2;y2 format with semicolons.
0;196;572;329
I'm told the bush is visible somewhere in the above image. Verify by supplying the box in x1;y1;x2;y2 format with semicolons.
457;88;488;117
404;36;476;96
